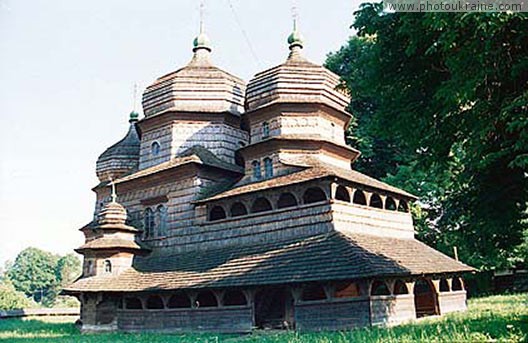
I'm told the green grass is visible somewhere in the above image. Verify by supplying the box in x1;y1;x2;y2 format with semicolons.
0;294;526;342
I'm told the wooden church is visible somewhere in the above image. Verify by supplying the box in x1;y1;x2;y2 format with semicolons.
64;20;473;333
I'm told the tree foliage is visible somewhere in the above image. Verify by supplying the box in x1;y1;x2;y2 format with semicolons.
0;280;37;310
326;8;528;270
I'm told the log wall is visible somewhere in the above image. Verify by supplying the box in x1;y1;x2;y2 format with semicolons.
117;307;253;333
295;298;370;331
370;295;416;326
438;291;467;314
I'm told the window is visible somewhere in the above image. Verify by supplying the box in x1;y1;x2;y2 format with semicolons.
156;205;167;236
394;280;409;295
398;200;409;212
151;141;160;156
251;197;272;213
371;280;391;296
209;206;226;221
452;277;463;291
353;190;367;205
87;261;94;275
230;202;248;217
301;284;327;301
144;208;155;239
125;297;142;310
252;160;262;180
277;193;297;209
262;121;270;138
385;197;397;210
335;186;351;202
303;187;327;204
146;295;164;309
369;194;383;208
334;282;360;298
264;158;273;178
223;290;247;306
195;291;218;308
104;260;112;274
167;292;191;308
439;279;450;292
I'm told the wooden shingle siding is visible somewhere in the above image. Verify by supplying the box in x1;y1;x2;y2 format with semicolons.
438;291;467;314
295;298;370;331
117;307;253;333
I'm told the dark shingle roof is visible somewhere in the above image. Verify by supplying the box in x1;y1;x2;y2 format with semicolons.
64;232;472;293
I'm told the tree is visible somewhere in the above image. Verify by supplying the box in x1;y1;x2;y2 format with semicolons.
326;8;528;270
0;279;37;310
56;254;81;287
6;247;59;304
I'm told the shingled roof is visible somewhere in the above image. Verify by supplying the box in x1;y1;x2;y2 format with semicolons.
115;145;243;184
64;232;471;293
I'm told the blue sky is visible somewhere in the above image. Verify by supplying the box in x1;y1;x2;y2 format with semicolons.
0;0;362;265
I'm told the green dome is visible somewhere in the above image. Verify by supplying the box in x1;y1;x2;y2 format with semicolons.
193;32;211;52
129;111;139;123
287;29;304;49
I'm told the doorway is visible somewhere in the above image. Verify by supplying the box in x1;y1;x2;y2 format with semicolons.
414;278;439;318
254;287;294;329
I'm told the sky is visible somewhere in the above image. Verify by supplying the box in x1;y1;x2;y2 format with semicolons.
0;0;363;266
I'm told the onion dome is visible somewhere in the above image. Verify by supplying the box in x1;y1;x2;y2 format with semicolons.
245;25;350;113
96;112;141;182
142;31;246;118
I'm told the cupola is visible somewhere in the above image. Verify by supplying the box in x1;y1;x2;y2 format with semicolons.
96;112;141;182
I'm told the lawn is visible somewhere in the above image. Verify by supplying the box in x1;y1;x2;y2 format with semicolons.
0;294;526;342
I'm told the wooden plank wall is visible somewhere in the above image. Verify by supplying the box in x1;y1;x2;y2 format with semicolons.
117;307;253;333
370;295;415;326
295;298;370;331
438;291;467;314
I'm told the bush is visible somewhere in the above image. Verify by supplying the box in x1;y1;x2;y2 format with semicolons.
0;280;38;310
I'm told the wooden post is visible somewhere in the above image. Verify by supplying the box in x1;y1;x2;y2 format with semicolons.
453;246;459;261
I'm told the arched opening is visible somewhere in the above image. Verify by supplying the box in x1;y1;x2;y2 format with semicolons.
151;141;160;156
369;194;383;208
371;280;391;296
251;197;272;213
301;284;327;301
394;280;409;295
209;206;226;221
195;291;218;308
254;287;294;329
167;292;191;308
125;297;142;310
277;193;298;209
144;208;155;239
146;295;164;309
439;279;450;292
223;290;247;306
335;186;351;202
262;121;270;138
303;187;327;204
452;277;463;291
353;190;367;205
104;260;112;274
230;202;248;217
398;200;409;212
414;278;439;317
252;160;262;180
385;197;397;210
334;282;360;298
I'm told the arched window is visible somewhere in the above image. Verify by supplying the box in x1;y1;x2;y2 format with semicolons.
394;280;409;295
167;292;191;308
230;202;248;217
452;277;463;291
371;280;391;296
277;193;298;209
223;290;247;306
251;197;272;213
335;186;351;202
125;297;142;310
144;208;155;239
209;206;226;221
369;194;383;208
195;291;217;308
301;284;327;301
439;279;450;292
146;295;164;309
264;158;273;178
252;160;262;180
398;200;409;212
156;205;167;236
334;282;360;298
104;260;112;274
385;197;397;210
303;187;327;204
353;190;367;205
262;121;270;138
151;141;161;156
87;260;94;276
